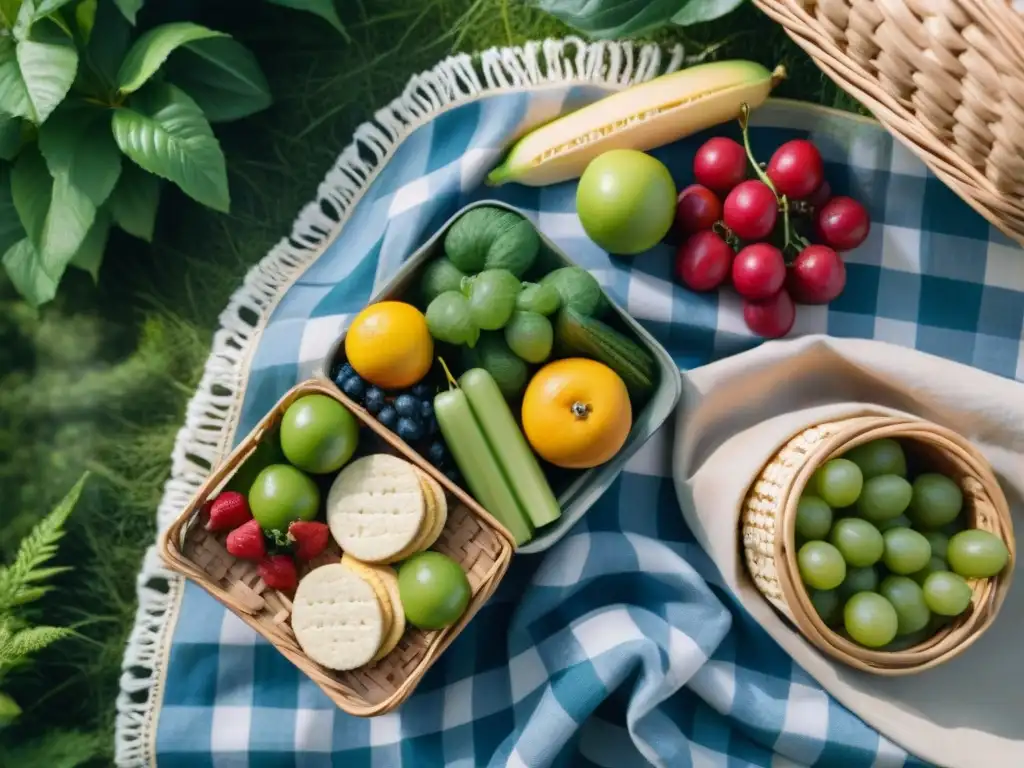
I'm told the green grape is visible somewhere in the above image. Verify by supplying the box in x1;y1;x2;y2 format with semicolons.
879;576;930;635
843;439;907;479
856;474;912;523
810;589;842;626
814;459;864;508
947;530;1009;578
838;566;879;599
795;496;833;541
876;514;912;533
843;592;898;648
882;528;932;575
504;311;553;363
829;518;884;567
940;518;966;537
910;556;947;586
923;531;950;560
465;269;522;330
922;571;972;616
516;282;561;315
797;541;847;590
908;474;963;529
426;291;480;347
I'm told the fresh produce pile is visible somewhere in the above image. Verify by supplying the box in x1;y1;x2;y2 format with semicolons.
794;439;1010;650
201;394;474;673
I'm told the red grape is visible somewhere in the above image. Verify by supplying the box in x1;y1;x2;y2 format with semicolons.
744;290;796;338
766;139;824;199
675;231;733;292
806;180;832;209
694;137;747;193
675;184;722;235
723;180;778;240
732;243;786;300
817;196;870;251
788;245;846;304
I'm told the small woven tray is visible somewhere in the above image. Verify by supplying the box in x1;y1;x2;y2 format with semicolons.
741;415;1015;675
159;378;515;716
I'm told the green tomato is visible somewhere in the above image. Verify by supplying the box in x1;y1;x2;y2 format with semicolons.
946;530;1009;578
398;552;471;630
249;464;320;532
280;395;359;474
576;149;676;255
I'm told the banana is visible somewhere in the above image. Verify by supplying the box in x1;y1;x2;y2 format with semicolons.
487;60;785;188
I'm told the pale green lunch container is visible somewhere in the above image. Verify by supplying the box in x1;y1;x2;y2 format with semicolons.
320;200;682;554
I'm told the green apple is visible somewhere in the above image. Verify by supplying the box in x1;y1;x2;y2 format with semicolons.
397;552;471;630
280;394;359;474
227;429;285;496
249;464;320;532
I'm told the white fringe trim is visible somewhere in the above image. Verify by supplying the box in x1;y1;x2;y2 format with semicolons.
114;36;691;767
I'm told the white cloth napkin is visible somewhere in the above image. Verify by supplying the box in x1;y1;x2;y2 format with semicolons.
673;335;1024;768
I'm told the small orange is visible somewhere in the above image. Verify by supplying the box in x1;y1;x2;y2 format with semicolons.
345;301;433;389
521;358;631;469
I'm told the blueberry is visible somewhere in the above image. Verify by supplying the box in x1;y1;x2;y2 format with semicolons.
420;399;434;420
411;382;432;399
333;362;354;383
423;414;438;436
363;387;385;414
341;376;365;400
377;405;398;429
394;394;419;419
396;417;423;442
427;441;447;466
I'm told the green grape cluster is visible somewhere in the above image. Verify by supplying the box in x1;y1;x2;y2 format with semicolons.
796;438;1009;649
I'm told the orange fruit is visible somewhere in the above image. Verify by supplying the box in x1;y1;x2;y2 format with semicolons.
521;358;631;469
345;301;433;389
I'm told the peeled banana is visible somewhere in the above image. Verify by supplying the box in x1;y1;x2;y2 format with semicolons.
487;60;784;188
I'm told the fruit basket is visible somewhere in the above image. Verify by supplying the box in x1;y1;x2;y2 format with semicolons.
159;378;514;716
741;414;1015;675
320;199;683;554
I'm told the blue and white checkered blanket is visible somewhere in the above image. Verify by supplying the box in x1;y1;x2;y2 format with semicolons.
146;55;1024;768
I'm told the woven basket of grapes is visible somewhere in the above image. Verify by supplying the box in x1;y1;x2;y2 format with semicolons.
741;414;1015;675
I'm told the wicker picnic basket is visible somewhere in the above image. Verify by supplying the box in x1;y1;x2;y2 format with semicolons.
753;0;1024;247
159;378;515;717
740;415;1015;675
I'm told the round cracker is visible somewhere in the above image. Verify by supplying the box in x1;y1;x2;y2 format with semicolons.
371;566;406;663
340;555;394;640
291;564;383;672
381;473;444;563
327;454;425;562
415;470;448;552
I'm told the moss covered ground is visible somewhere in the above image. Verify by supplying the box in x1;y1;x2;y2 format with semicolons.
0;1;856;762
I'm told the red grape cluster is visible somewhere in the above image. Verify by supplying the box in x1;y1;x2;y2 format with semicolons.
674;132;870;339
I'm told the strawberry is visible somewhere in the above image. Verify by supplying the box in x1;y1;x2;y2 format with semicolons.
205;491;252;532
288;521;329;561
226;519;266;560
258;555;298;591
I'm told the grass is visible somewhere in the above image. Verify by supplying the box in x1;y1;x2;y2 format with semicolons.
0;0;856;762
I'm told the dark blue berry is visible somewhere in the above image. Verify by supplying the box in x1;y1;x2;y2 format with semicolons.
394;394;419;419
333;362;354;381
363;387;385;414
427;441;447;466
411;382;432;399
423;414;438;436
377;405;398;429
419;399;434;420
341;376;365;400
396;417;423;442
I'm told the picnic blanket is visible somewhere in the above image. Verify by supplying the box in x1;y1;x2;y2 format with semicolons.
115;40;1024;767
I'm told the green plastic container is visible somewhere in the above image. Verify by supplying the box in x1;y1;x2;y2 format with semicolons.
321;200;682;553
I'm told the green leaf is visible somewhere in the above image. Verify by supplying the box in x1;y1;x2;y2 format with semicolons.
529;0;679;38
0;32;79;124
2;625;73;661
85;0;130;90
2;237;59;305
0;730;103;768
39;102;122;206
112;83;229;212
0;692;21;726
0;114;22;160
0;0;22;28
108;161;158;241
34;0;75;14
671;0;745;25
266;0;347;37
116;22;226;94
74;0;97;43
68;208;108;281
111;0;142;24
0;166;24;254
11;144;95;264
168;37;271;122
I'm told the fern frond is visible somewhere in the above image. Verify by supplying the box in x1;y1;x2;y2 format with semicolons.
0;626;75;664
0;473;88;614
0;729;103;767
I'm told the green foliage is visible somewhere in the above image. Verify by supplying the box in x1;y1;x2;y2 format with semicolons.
0;728;103;767
0;0;273;307
267;0;347;38
531;0;745;37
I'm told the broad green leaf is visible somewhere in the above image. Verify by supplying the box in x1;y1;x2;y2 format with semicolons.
35;0;76;13
266;0;347;37
69;208;108;281
112;0;142;24
0;692;20;726
74;0;97;43
2;237;59;305
0;113;23;160
112;83;229;212
11;144;95;261
0;33;79;124
671;0;745;25
85;0;130;90
168;37;271;122
0;0;22;28
530;0;679;38
39;102;122;206
116;22;226;94
0;166;25;254
108;161;159;241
